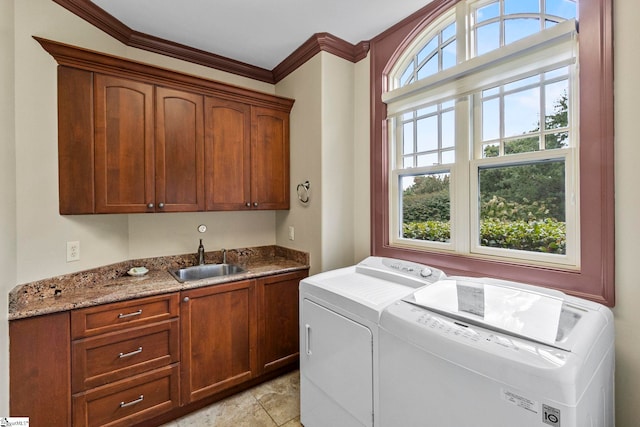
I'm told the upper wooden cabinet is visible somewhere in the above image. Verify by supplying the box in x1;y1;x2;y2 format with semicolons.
93;74;155;213
39;38;294;214
204;100;290;210
155;86;205;212
94;77;205;213
251;107;290;210
204;97;252;210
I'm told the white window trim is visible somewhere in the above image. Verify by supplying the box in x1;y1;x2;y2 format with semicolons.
385;10;579;269
383;19;577;116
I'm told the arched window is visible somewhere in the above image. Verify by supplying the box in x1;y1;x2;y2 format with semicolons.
370;0;614;305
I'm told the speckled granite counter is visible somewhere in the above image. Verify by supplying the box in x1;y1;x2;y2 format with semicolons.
9;245;309;320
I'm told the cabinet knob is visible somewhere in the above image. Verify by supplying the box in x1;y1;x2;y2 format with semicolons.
246;202;251;207
253;202;258;207
158;202;165;209
183;297;190;302
147;203;154;209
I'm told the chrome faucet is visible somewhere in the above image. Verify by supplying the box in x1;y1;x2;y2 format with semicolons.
222;248;227;264
197;239;205;265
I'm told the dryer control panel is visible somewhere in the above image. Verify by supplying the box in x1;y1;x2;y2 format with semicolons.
355;256;446;288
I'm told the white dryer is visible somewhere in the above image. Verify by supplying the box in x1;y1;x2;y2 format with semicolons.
378;277;615;427
299;257;445;427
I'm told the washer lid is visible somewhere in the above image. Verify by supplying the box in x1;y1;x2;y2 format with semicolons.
405;278;581;349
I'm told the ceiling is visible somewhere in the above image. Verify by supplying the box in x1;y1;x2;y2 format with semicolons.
90;0;432;71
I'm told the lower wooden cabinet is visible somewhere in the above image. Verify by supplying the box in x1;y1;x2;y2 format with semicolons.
257;270;306;373
9;269;308;426
9;312;71;426
72;364;180;427
180;279;257;405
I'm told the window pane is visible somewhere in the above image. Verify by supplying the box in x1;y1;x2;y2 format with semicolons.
545;67;568;80
504;0;540;15
504;87;540;138
545;80;569;130
417;116;438;152
483;87;500;97
417;37;438;65
400;63;414;87
477;2;499;23
504;75;539;92
483;143;500;158
504;136;539;154
505;18;541;45
478;161;566;254
418;55;439;80
442;99;455;110
442;149;455;164
442;22;456;41
442;40;457;70
482;98;500;141
417;153;439;166
476;22;500;55
546;0;576;20
442;110;455;148
545;131;569;149
403;156;414;168
403;122;414;154
401;173;451;242
417;105;437;117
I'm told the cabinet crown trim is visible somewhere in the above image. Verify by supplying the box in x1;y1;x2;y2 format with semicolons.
35;36;294;112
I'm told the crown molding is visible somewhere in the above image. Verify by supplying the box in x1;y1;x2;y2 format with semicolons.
51;0;371;84
273;33;370;81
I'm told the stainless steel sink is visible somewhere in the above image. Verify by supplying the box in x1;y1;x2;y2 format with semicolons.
169;263;245;283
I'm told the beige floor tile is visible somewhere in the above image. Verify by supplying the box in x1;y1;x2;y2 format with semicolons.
160;370;300;427
251;370;300;426
280;416;303;427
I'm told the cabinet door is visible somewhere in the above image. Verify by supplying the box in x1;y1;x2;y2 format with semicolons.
257;270;307;373
94;74;155;213
155;87;205;212
251;106;290;210
180;280;257;405
10;312;71;426
204;97;251;210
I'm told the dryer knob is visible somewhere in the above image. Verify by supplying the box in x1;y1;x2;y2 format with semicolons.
420;268;433;278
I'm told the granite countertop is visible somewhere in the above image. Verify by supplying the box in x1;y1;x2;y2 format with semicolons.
9;245;309;320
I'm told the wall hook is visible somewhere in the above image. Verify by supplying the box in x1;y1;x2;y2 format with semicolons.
297;181;310;204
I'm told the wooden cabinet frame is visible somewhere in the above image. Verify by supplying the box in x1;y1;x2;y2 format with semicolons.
36;37;294;214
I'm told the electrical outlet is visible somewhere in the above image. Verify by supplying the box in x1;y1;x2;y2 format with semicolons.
288;226;295;241
67;241;80;262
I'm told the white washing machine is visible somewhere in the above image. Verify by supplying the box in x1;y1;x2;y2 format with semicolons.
299;257;445;427
378;277;615;427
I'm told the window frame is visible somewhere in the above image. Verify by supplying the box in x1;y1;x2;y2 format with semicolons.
369;0;614;306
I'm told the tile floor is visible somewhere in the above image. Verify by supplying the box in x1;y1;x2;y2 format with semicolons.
160;370;301;427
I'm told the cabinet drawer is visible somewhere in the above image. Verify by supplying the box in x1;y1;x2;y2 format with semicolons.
73;364;179;427
71;293;179;339
72;319;179;393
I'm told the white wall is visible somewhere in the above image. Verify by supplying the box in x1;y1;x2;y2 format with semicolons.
0;0;16;416
276;55;324;274
320;53;356;271
353;56;371;263
612;0;640;425
276;52;365;273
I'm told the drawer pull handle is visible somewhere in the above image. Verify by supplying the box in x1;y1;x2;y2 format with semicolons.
120;395;144;408
118;347;143;358
118;309;142;319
